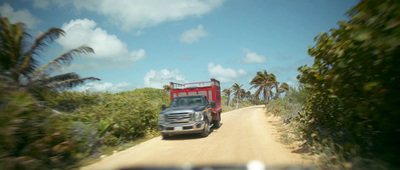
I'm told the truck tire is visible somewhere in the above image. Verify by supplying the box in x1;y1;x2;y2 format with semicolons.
213;113;221;129
161;133;170;139
201;119;210;137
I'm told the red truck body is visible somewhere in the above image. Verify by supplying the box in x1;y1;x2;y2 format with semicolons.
170;78;222;119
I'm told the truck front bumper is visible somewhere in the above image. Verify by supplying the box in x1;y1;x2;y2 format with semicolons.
158;121;205;135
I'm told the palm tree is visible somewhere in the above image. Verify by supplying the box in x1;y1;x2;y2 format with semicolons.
248;93;260;104
274;82;289;99
268;73;278;100
240;89;246;101
0;17;99;98
232;83;243;108
250;70;277;105
222;88;232;106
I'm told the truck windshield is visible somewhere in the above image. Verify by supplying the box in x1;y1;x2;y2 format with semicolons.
170;96;204;107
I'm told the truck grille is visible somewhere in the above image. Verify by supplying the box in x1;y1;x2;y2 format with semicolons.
166;112;193;124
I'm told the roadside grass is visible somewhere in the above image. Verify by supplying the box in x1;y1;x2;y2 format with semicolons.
266;111;308;153
266;86;389;170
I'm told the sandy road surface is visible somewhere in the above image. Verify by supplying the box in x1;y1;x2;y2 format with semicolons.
82;105;310;169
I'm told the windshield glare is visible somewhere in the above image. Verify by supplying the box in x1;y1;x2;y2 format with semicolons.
171;96;204;107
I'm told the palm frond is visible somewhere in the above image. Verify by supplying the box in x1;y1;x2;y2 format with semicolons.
51;77;100;90
0;17;27;78
46;75;100;91
24;28;65;58
19;28;65;77
1;16;100;101
254;87;263;98
279;82;290;93
27;72;78;88
28;72;99;91
33;46;94;75
222;88;231;96
250;71;266;84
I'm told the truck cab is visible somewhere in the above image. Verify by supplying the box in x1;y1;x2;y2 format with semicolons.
158;79;222;139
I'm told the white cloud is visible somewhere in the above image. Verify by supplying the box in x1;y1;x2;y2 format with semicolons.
76;81;132;93
57;18;145;70
242;48;267;63
144;69;187;89
207;63;247;83
0;3;41;28
41;0;224;31
180;24;208;44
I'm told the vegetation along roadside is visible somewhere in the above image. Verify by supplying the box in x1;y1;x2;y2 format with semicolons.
267;1;400;169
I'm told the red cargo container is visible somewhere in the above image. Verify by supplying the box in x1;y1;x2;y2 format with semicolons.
170;78;222;122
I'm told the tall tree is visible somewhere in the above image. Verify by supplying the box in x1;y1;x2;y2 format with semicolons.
232;83;243;108
250;70;276;105
240;89;246;101
0;17;99;98
222;88;232;106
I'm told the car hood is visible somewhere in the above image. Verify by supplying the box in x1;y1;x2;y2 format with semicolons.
161;106;206;114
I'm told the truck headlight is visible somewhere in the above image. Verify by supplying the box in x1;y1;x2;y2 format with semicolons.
159;114;165;123
195;111;203;121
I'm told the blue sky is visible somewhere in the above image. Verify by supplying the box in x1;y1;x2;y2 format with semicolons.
1;0;359;93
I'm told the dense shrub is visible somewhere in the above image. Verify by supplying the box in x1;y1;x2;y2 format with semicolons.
46;88;170;143
0;86;170;169
0;84;89;169
0;15;171;169
297;0;400;168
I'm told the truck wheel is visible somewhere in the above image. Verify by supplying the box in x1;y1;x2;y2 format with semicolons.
161;133;170;139
213;113;221;129
201;119;210;137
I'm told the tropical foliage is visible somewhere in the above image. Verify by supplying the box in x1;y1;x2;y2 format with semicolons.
267;84;309;123
0;16;103;169
0;17;99;99
249;70;278;105
273;82;289;99
231;83;243;108
163;85;171;93
0;16;170;169
222;88;232;106
45;89;170;143
290;1;400;168
1;86;170;169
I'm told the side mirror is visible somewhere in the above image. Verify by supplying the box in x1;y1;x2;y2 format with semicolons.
211;101;216;108
162;104;167;110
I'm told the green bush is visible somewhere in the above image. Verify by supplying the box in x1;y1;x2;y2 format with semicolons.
297;1;400;168
47;88;170;142
101;133;119;146
0;84;88;169
0;86;170;169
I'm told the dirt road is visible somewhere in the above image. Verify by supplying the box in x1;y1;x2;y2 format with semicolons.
82;105;311;169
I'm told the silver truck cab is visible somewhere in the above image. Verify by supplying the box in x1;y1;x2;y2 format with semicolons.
158;95;216;139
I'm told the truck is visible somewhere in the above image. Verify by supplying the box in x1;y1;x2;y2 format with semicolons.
158;78;222;139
